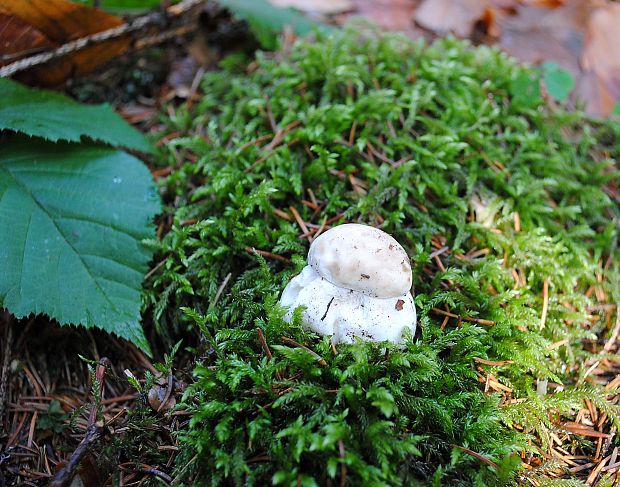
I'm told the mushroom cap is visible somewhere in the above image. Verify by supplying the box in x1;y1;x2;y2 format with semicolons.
308;223;412;298
281;266;416;344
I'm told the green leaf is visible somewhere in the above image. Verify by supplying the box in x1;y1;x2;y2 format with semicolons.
541;62;575;102
612;102;620;117
72;0;164;13
509;71;542;107
217;0;329;49
0;78;152;153
37;400;70;433
0;138;160;352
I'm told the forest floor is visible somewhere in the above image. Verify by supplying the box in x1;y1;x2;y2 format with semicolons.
1;1;619;485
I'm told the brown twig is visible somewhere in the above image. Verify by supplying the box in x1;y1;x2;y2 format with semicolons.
473;357;514;366
140;466;173;483
281;337;327;366
257;328;273;360
289;206;312;243
431;308;495;326
428;246;449;260
49;423;106;487
257;328;282;380
245;247;290;263
602;305;620;355
540;278;549;329
451;445;498;469
211;273;232;309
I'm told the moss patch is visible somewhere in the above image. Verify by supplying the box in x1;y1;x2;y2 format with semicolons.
149;28;620;485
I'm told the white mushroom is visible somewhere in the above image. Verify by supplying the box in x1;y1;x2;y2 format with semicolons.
308;224;412;298
280;224;416;344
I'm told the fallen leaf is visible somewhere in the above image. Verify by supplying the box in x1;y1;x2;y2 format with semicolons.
345;0;422;37
0;0;129;85
269;0;353;15
581;2;620;115
0;13;53;65
414;0;489;37
0;13;71;84
498;0;593;76
148;383;177;412
574;69;618;116
541;61;575;102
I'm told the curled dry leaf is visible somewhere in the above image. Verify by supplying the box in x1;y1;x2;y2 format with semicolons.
581;2;620;114
574;69;618;117
414;0;489;37
148;381;177;412
498;0;591;76
0;13;53;64
336;0;422;38
0;0;129;85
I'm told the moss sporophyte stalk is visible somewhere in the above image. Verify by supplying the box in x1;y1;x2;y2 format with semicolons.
147;27;619;485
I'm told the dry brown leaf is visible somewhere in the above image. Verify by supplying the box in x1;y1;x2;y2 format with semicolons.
520;0;566;7
0;0;129;84
334;0;423;38
574;69;618;116
498;0;597;76
269;0;354;15
0;12;72;84
581;2;620;115
414;0;489;37
0;12;53;65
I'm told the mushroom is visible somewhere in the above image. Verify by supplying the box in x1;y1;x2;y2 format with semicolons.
280;224;416;344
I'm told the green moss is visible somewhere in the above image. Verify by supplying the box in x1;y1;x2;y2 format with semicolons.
148;27;619;485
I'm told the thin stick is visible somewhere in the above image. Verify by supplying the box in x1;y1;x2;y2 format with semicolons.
514;211;521;232
431;308;495;326
257;328;273;360
313;216;328;241
140;467;173;483
289;206;312;243
211;273;232;309
428;246;449;260
473;357;514;366
281;337;327;366
540;278;549;329
451;445;498;469
245;247;290;263
602;305;620;355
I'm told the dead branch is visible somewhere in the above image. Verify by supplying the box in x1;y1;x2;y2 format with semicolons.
50;357;110;487
49;422;106;487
